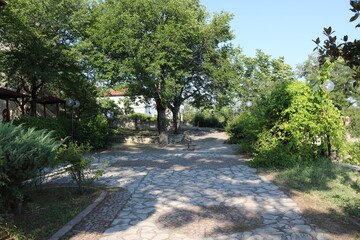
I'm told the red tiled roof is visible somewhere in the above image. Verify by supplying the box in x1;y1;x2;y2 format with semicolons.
105;89;128;96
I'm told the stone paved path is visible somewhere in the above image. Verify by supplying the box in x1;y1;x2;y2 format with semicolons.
50;128;333;240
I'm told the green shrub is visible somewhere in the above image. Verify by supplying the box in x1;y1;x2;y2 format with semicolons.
98;98;123;118
118;113;156;121
0;123;60;213
76;114;112;149
14;115;112;150
225;111;261;152
55;142;103;193
192;113;223;128
345;142;360;166
13;116;71;140
343;106;360;138
250;81;346;168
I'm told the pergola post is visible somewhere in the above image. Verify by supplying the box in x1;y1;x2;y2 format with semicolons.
56;103;60;118
21;97;25;115
5;97;9;110
43;104;46;118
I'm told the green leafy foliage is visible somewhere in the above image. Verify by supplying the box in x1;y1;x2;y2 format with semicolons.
233;50;295;105
343;106;360;138
191;112;223;128
14;115;111;150
55;142;104;193
0;123;60;213
86;0;235;135
346;142;360;166
13;116;71;141
76;114;112;150
119;113;157;122
297;56;359;111
252;81;345;168
97;98;123;119
227;80;346;168
0;0;89;116
225;111;262;153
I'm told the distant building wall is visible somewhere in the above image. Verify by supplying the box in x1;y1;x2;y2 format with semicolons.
99;95;156;117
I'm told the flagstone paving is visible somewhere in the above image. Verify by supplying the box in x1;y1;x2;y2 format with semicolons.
49;128;333;240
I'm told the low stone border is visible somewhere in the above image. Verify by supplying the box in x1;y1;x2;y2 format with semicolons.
341;163;360;172
48;191;108;240
63;189;131;240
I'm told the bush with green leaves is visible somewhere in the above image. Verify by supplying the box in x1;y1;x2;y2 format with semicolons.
75;114;112;149
227;81;346;168
0;123;60;213
98;98;123;119
55;142;104;193
252;81;346;168
118;113;156;122
225;110;261;153
13;116;71;141
191;112;223;128
343;106;360;138
345;142;360;166
14;114;112;150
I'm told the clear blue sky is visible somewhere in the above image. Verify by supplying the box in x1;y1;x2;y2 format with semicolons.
200;0;359;70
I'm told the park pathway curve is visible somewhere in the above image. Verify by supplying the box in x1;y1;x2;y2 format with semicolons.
61;128;333;240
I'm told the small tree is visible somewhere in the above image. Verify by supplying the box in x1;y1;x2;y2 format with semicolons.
55;142;104;193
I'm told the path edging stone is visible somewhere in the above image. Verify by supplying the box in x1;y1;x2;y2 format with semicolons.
48;191;108;240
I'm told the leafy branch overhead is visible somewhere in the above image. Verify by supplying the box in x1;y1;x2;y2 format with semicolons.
313;1;360;92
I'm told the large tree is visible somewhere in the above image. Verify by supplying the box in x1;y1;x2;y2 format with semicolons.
232;50;295;105
297;54;358;110
167;12;236;134
86;0;234;139
0;0;88;116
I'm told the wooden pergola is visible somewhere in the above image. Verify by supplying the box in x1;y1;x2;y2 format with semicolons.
0;88;29;120
36;96;66;118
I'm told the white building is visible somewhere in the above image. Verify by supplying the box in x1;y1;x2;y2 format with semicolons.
100;89;156;117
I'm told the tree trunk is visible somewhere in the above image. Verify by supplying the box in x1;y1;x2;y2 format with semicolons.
156;101;168;145
170;104;181;134
30;90;37;117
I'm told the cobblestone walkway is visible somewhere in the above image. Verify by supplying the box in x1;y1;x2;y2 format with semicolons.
51;128;333;240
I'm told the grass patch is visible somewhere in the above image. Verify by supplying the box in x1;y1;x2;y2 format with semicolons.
272;160;359;219
0;187;102;240
260;159;360;238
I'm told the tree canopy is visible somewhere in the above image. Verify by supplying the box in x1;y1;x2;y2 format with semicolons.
86;0;235;137
232;50;295;106
298;55;358;110
314;1;360;91
0;0;90;116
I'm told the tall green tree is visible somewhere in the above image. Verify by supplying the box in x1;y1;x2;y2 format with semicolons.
0;0;89;116
167;12;235;133
86;0;234;139
233;50;295;105
297;54;358;110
